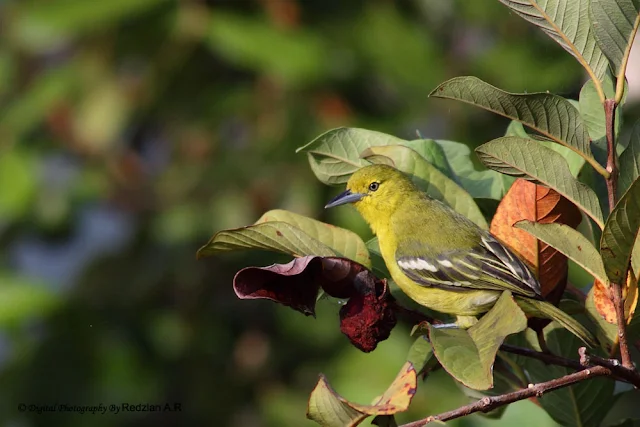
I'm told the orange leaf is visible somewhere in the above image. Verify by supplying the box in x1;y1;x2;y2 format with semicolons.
490;179;581;300
592;273;639;324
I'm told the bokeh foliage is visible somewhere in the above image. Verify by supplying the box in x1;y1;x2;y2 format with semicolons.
1;1;637;426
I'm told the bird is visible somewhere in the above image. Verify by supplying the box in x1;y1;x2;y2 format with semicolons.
325;164;596;347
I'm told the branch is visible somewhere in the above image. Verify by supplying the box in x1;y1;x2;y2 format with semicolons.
610;284;634;369
604;99;618;212
500;344;583;371
579;347;640;387
399;366;612;426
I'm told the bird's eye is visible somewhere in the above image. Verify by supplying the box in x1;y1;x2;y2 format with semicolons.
369;182;379;192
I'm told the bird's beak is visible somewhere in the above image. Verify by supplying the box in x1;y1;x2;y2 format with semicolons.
324;190;364;209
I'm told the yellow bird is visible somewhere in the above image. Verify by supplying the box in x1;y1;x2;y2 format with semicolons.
325;164;596;347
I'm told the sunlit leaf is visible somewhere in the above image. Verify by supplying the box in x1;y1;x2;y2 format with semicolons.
476;137;605;228
523;323;615;427
307;362;417;426
600;177;640;283
428;291;527;390
589;276;638;326
361;144;488;229
406;335;435;375
498;0;609;82
515;221;607;285
619;121;640;197
430;76;595;163
436;139;514;199
590;0;640;75
256;210;371;267
586;285;619;352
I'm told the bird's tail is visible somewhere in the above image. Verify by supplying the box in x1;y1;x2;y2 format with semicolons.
516;297;598;348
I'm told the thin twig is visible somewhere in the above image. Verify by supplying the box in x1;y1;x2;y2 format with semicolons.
399;366;612;426
500;344;583;371
579;347;640;387
610;285;634;369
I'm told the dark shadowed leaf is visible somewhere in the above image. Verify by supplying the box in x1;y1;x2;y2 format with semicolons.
233;256;365;315
296;127;406;185
490;179;582;298
497;0;609;82
307;362;417;427
600;177;640;283
619;121;640;197
590;0;640;75
516;221;607;285
428;291;527;390
366;238;390;279
361;144;488;229
523;323;615;427
476;137;605;228
430;76;597;166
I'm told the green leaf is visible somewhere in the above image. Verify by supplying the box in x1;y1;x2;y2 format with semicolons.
0;274;60;326
296;128;407;185
505;120;587;177
255;210;371;267
428;291;527;390
600;177;640;284
515;221;607;284
430;76;598;169
590;0;640;76
197;222;336;259
406;335;435;375
198;211;373;268
523;323;615;427
436;139;514;199
619;121;640;197
579;76;620;143
399;139;456;180
307;362;417;426
498;0;609;82
361;144;488;229
476;137;605;228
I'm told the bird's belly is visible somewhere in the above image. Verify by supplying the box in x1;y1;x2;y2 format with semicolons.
396;277;500;316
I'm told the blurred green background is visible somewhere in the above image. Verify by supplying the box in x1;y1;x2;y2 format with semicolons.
1;1;638;426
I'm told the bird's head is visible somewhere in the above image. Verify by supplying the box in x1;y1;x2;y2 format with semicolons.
325;164;414;228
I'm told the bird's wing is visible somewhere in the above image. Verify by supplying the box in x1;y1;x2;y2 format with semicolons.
395;233;542;298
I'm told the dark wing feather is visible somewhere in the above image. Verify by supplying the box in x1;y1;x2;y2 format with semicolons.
395;232;542;298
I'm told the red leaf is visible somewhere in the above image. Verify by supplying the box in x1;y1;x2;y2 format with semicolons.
233;256;397;351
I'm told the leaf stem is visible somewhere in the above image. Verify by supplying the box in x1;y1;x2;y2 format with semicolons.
605;99;619;212
399;366;611;426
615;13;640;104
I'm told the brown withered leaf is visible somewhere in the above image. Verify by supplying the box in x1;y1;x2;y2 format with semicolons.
307;361;417;426
592;274;639;325
234;256;396;351
490;179;582;300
